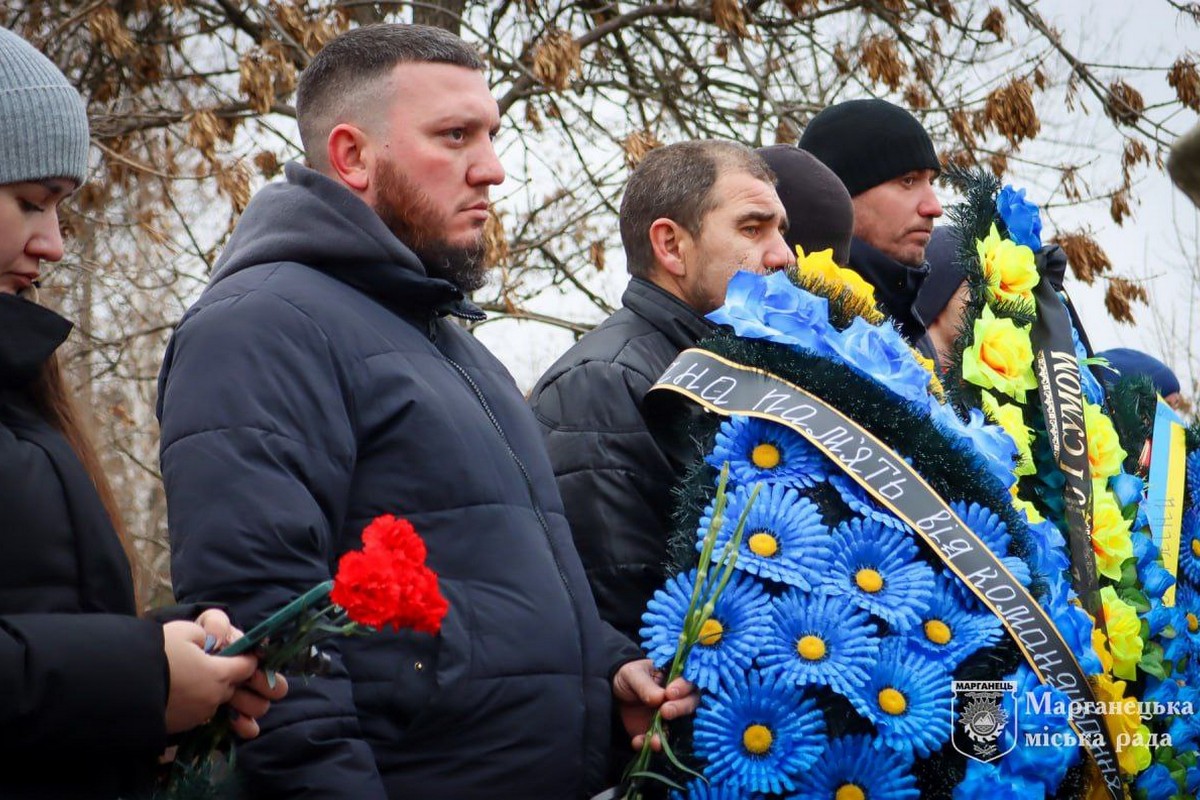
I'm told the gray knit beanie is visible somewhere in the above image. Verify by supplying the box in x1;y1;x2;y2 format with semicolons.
0;27;90;186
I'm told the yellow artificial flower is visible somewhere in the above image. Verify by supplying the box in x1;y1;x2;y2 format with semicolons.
981;391;1034;476
962;306;1038;401
1093;672;1153;775
976;223;1038;310
912;349;945;400
1099;586;1144;681
795;244;878;306
1084;402;1127;480
1092;626;1114;673
1091;485;1134;581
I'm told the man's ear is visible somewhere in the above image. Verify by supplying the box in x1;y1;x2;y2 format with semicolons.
648;218;691;279
327;123;373;194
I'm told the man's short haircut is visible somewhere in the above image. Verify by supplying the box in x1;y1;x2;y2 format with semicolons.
619;140;775;278
296;24;485;170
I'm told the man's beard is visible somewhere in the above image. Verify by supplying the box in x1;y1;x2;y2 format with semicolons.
372;159;489;293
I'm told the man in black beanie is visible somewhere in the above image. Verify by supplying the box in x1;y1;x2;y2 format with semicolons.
800;98;943;343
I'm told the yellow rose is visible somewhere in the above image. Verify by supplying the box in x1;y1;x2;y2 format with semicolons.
1093;673;1153;775
1091;485;1134;581
1084;402;1126;479
962;306;1038;401
795;245;878;306
976;223;1038;310
1100;586;1144;681
982;391;1034;476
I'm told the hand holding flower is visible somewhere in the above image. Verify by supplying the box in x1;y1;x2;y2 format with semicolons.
613;659;699;751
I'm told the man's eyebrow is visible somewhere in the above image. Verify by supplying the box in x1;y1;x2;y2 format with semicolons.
735;209;782;225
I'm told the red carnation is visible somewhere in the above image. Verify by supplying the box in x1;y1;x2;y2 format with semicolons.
331;515;448;634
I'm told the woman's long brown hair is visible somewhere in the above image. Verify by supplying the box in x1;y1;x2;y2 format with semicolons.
28;350;142;607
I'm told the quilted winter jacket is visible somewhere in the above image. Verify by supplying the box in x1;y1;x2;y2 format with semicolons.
157;162;638;799
529;278;714;644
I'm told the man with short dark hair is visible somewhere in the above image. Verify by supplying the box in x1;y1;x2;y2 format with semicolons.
158;23;692;799
531;141;794;653
801;98;944;342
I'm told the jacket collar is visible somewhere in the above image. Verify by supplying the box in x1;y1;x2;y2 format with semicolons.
0;294;72;390
848;237;929;341
208;162;484;321
622;277;715;350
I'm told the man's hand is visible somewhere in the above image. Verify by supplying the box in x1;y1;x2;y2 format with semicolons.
612;658;699;752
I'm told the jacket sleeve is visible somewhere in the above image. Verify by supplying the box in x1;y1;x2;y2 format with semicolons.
0;613;167;755
157;291;387;799
532;359;677;648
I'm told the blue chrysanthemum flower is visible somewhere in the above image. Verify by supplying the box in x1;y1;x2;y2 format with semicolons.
819;518;935;633
847;639;952;758
955;762;1041;800
757;589;880;698
640;569;771;693
996;185;1043;251
706;416;830;490
693;671;825;795
1181;506;1200;585
906;574;1002;668
998;666;1080;794
828;474;909;532
699;482;832;590
669;781;766;800
1134;762;1179;800
1187;449;1200;502
951;500;1011;555
792;734;919;800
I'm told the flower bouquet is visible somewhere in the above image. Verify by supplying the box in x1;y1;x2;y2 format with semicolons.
632;174;1197;799
159;514;448;799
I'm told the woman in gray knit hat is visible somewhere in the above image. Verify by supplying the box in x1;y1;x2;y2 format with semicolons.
0;26;284;797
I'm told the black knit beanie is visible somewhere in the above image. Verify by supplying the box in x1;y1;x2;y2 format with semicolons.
799;99;940;197
756;145;854;265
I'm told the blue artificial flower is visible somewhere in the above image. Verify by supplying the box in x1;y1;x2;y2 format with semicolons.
997;666;1080;793
1140;560;1176;603
792;734;920;800
847;639;953;758
1188;764;1200;796
995;185;1043;251
1135;761;1180;800
905;573;1002;668
955;761;1042;800
1022;517;1071;599
1182;506;1200;585
826;317;932;407
707;416;831;491
1169;712;1200;754
1109;472;1145;511
952;500;1012;555
708;270;834;355
640;569;772;693
1043;590;1103;676
820;518;934;633
827;474;908;533
699;482;832;590
928;403;1018;491
757;589;880;699
1187;449;1200;503
693;671;825;795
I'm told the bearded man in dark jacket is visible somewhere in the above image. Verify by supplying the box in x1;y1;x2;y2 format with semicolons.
157;24;694;800
530;142;862;651
800;98;944;345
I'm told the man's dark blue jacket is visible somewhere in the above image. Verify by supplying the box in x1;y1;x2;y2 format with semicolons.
157;162;638;799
